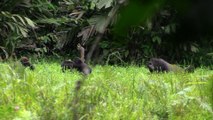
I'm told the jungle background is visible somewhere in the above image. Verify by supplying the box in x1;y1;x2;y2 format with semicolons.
0;0;212;67
0;0;213;120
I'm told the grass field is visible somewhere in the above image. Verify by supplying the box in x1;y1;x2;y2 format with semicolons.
0;61;212;120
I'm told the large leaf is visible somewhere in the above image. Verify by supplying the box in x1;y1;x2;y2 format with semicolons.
24;17;36;28
88;15;107;33
36;17;72;25
96;0;113;9
0;11;36;37
13;15;27;26
18;26;28;37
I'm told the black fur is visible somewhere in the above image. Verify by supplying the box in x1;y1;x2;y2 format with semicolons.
61;58;92;75
20;57;35;70
147;58;170;72
147;58;194;73
61;60;74;72
61;44;92;75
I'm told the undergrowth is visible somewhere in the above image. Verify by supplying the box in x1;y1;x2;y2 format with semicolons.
0;61;212;120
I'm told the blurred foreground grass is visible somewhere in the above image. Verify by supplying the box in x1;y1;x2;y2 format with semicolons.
0;61;212;120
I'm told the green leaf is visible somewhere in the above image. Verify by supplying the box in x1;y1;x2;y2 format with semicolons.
97;0;113;9
191;44;199;53
11;16;18;23
152;36;161;44
1;11;11;18
165;25;170;34
5;22;15;31
14;15;26;26
24;17;36;28
18;26;28;37
88;15;107;33
207;53;213;56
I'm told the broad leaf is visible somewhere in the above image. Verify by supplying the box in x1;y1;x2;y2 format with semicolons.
24;17;36;28
97;0;113;9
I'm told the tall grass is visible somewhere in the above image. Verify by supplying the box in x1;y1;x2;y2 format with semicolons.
0;61;212;120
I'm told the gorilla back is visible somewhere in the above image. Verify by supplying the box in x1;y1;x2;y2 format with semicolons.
147;58;193;73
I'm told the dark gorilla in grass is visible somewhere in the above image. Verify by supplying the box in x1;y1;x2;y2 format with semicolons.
147;58;194;73
61;44;92;75
61;60;73;71
61;58;92;75
73;58;92;75
20;56;35;70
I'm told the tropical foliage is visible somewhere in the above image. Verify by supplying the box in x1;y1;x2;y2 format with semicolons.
0;1;212;119
0;0;212;67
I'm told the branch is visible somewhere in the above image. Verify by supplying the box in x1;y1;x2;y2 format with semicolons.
86;6;120;62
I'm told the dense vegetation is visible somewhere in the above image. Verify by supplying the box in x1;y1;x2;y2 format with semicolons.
0;0;212;119
0;62;212;119
0;0;212;67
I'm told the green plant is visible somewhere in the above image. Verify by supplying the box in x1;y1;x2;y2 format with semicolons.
0;61;212;119
0;11;36;57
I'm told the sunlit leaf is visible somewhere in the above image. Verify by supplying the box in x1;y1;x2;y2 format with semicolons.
207;53;213;56
152;36;161;44
24;17;36;28
18;26;28;37
191;44;199;53
88;15;107;33
11;16;18;23
96;0;113;9
1;11;11;18
5;22;15;31
14;15;26;26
